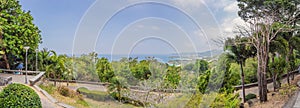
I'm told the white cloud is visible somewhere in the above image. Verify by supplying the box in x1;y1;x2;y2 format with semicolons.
205;0;232;10
193;29;204;37
223;1;238;13
172;0;204;8
221;17;246;36
151;26;160;30
137;24;144;28
171;0;205;12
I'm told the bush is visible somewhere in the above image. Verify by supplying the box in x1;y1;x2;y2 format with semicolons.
58;86;79;98
177;92;241;108
0;83;42;108
279;84;298;96
210;92;240;108
245;93;257;101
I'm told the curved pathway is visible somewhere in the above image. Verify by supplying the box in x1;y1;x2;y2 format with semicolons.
30;86;60;108
0;73;59;108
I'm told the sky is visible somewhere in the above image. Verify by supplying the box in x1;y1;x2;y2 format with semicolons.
19;0;245;55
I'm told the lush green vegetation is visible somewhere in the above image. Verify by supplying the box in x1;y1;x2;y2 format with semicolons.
39;83;56;94
237;0;300;102
158;92;240;108
0;0;41;69
39;84;89;107
0;83;42;108
1;0;300;107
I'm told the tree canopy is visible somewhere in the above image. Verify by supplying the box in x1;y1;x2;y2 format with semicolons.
0;0;42;69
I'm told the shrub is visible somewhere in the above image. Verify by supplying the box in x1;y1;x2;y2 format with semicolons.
184;92;240;108
210;92;240;108
58;86;78;98
77;87;88;93
245;93;257;101
39;83;55;94
279;84;298;96
0;83;42;108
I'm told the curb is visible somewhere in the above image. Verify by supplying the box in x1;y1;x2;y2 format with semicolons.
33;85;58;103
57;103;75;108
33;84;74;108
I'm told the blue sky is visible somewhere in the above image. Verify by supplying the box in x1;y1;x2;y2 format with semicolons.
19;0;243;55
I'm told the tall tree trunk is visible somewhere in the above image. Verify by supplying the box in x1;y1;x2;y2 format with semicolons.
286;49;290;84
0;35;8;69
270;55;277;91
285;58;289;84
54;73;57;86
257;40;268;102
2;53;10;69
289;47;294;80
239;61;246;103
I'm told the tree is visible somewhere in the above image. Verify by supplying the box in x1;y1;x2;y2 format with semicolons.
224;36;256;103
269;57;286;91
130;59;151;80
237;0;299;102
229;58;257;84
0;0;42;69
45;54;67;86
269;36;288;90
283;30;300;82
215;53;240;93
96;57;114;82
164;65;181;89
108;76;128;102
193;59;209;74
64;57;74;86
197;70;210;94
38;48;56;71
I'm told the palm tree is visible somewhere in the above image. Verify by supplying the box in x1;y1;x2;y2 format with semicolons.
63;57;73;86
284;33;300;83
269;36;288;91
45;53;67;86
224;36;256;103
108;76;127;102
39;48;56;71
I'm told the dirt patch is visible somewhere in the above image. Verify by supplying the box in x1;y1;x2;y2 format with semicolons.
244;75;300;108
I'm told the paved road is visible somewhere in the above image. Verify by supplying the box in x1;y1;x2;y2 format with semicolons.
293;81;300;108
0;73;35;84
293;91;300;108
67;83;107;92
236;76;288;97
0;73;58;108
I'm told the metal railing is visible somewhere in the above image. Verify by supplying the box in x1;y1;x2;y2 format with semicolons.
0;69;43;74
234;70;299;90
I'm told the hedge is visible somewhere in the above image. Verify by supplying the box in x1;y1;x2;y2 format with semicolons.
245;93;257;101
0;83;42;108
